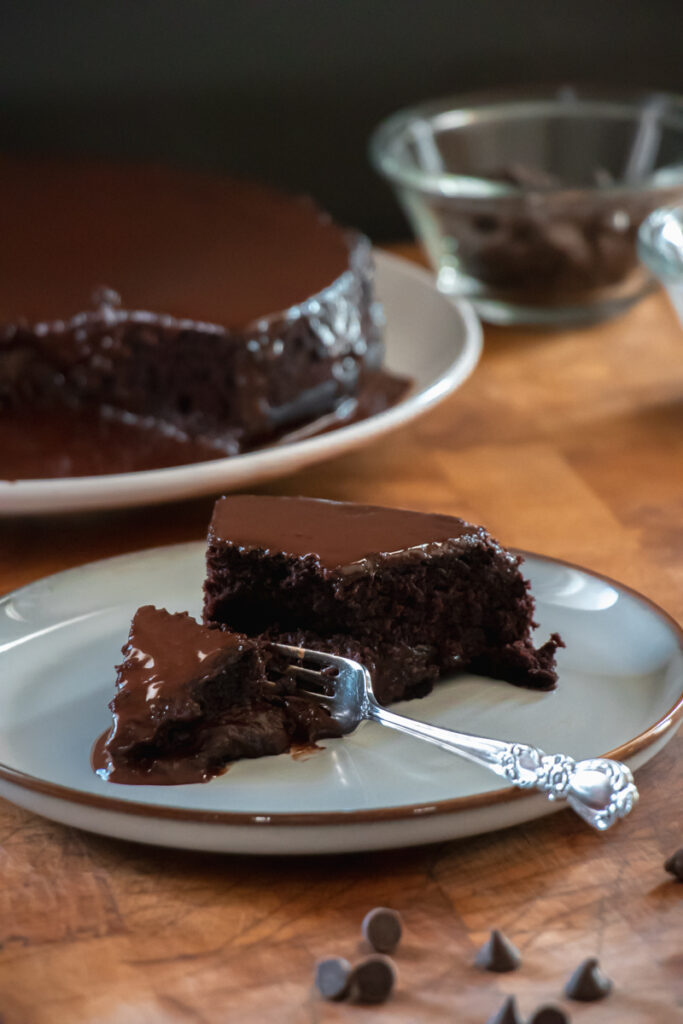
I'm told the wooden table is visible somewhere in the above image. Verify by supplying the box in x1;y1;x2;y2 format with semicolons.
1;251;682;1024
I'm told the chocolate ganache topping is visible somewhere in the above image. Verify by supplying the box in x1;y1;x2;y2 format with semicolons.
0;160;351;327
208;495;499;572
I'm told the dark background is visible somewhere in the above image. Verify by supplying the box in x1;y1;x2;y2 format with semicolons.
3;0;682;239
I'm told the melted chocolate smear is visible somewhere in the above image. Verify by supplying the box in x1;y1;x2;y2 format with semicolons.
289;741;322;761
0;160;351;327
0;407;227;480
91;730;231;786
0;370;409;480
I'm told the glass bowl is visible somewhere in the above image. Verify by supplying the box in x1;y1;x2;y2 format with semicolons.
638;205;683;328
370;87;683;327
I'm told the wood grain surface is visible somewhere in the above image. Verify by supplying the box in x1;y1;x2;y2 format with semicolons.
1;249;682;1024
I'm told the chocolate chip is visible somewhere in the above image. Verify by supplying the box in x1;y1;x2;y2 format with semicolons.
486;994;524;1024
493;163;561;190
314;956;352;1001
361;906;402;953
528;1006;570;1024
474;929;522;972
665;847;683;880
348;954;397;1004
564;957;612;1001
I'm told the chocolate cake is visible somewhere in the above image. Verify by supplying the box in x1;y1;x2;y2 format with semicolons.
204;496;562;705
0;159;402;480
93;606;340;785
95;497;562;785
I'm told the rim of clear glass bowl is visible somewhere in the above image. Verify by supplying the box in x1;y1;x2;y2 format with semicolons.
638;204;683;281
369;87;683;201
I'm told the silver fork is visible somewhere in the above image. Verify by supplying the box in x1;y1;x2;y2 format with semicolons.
271;643;639;832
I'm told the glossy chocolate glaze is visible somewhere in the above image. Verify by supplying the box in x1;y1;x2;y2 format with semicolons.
93;606;259;780
0;371;408;480
0;407;231;480
209;495;492;571
109;605;253;728
0;159;350;327
91;729;231;787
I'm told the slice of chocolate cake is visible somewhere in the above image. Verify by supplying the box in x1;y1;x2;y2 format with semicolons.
93;605;340;785
204;496;562;704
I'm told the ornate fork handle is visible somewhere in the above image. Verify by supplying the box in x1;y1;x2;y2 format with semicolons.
497;744;638;830
368;703;638;831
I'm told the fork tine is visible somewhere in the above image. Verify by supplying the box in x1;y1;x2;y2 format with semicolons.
286;664;328;685
267;642;367;737
263;674;333;705
295;688;334;704
285;665;335;701
270;642;358;673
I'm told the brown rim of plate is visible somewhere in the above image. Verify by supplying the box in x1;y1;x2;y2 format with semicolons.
0;550;681;828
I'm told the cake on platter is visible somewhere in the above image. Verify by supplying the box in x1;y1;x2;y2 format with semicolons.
0;160;406;479
94;496;562;785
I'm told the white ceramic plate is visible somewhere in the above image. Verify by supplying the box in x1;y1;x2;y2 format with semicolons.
0;252;482;515
1;543;681;855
